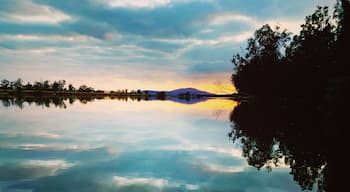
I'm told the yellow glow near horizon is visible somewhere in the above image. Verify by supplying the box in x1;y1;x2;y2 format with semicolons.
66;77;236;95
196;84;237;94
164;98;238;111
72;97;238;114
29;71;236;95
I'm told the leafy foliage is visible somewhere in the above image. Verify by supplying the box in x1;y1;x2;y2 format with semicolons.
230;1;349;191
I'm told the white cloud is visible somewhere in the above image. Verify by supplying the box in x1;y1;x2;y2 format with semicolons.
4;132;61;139
113;176;199;190
103;32;120;40
185;184;199;190
33;132;61;139
24;159;74;169
159;144;243;158
207;13;304;35
207;32;252;45
206;12;303;34
207;13;257;25
0;34;98;42
28;47;58;54
101;0;172;8
265;19;303;34
16;143;94;151
113;176;169;188
0;0;73;24
0;159;75;180
154;31;252;46
200;29;214;33
22;159;74;176
199;162;246;173
94;0;212;9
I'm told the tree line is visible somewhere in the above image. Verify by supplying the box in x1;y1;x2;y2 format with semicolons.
230;0;349;191
0;78;148;95
0;78;96;92
232;1;349;99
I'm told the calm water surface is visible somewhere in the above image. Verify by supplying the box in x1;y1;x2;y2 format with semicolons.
0;99;311;192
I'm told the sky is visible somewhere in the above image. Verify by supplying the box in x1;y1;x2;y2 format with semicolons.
0;0;335;94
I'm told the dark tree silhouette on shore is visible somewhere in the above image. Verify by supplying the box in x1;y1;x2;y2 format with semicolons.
230;1;349;191
0;79;10;89
232;24;290;97
232;1;349;99
68;84;75;91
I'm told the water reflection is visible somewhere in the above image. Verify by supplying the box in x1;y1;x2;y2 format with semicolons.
0;95;209;109
229;98;346;192
0;98;318;191
0;95;100;108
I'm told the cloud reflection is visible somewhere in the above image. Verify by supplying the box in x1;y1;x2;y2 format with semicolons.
0;159;74;181
0;99;305;191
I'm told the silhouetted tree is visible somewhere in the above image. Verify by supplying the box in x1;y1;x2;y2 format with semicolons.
233;1;348;99
78;85;94;92
68;84;75;91
57;80;66;91
52;81;60;91
232;25;290;97
33;81;42;90
13;78;24;91
0;79;10;89
24;82;33;90
230;1;349;191
43;80;50;90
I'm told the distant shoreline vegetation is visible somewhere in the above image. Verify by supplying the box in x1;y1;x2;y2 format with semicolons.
0;78;140;96
0;78;234;108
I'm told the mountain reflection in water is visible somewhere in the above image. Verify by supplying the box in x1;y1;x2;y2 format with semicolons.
1;96;342;191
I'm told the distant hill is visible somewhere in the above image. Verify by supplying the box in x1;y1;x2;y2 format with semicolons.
168;96;208;104
167;88;214;96
143;88;215;96
142;90;160;95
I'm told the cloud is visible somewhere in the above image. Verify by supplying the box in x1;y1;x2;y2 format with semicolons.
206;32;252;45
0;160;74;181
153;31;252;47
200;28;214;33
198;162;246;173
23;159;74;175
113;176;169;188
14;143;94;151
95;0;172;9
159;144;243;158
207;13;256;25
3;132;61;139
0;34;99;42
206;12;304;34
137;40;184;53
93;0;210;9
113;175;200;190
0;0;337;91
185;184;199;190
65;19;118;40
264;19;303;34
0;0;73;24
188;61;232;74
40;0;217;38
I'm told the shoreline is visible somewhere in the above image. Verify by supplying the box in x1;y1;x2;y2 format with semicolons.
0;89;237;100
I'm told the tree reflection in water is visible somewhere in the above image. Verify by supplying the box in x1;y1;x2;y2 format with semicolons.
0;95;208;109
229;87;348;192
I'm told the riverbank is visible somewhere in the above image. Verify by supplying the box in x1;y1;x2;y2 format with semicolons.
0;89;142;97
